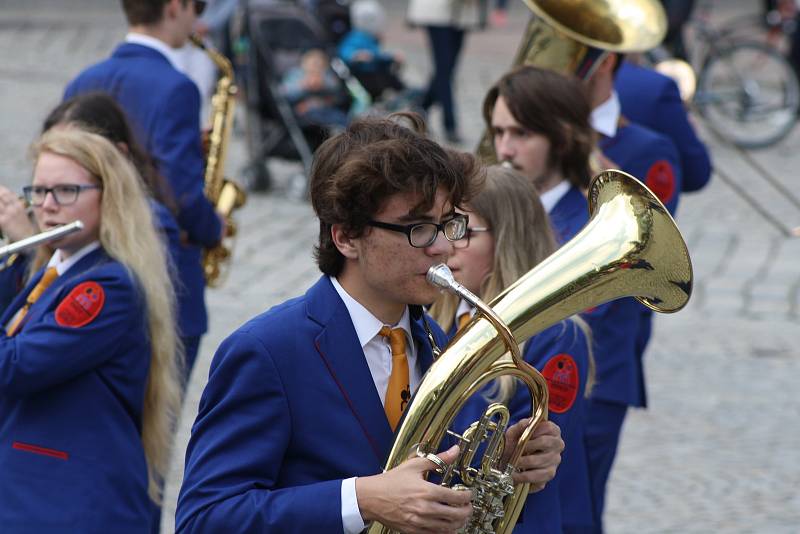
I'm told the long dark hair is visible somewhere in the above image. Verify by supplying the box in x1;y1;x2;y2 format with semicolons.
482;66;595;190
43;92;177;214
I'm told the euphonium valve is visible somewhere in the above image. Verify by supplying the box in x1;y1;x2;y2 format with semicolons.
369;170;692;534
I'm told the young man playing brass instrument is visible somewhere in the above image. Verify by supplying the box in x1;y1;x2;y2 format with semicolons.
176;114;564;533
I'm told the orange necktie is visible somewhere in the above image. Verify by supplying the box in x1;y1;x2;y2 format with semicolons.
6;267;59;336
457;312;471;332
379;326;410;431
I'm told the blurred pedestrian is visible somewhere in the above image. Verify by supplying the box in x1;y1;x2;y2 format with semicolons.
407;0;488;143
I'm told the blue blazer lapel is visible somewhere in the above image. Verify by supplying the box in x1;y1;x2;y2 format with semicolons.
306;277;394;465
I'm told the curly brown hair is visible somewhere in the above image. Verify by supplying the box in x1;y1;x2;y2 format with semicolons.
310;113;485;276
482;65;595;190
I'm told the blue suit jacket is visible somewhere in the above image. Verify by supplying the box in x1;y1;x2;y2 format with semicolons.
0;248;151;533
601;121;683;216
549;184;589;245
601;120;682;405
64;42;216;337
0;253;30;318
450;321;593;533
616;62;712;193
176;276;448;533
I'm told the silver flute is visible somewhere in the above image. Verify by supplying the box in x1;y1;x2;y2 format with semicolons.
0;221;84;260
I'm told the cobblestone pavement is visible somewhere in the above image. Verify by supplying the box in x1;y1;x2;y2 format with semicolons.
1;1;798;532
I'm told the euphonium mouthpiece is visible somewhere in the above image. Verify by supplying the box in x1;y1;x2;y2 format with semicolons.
427;264;484;312
426;263;457;290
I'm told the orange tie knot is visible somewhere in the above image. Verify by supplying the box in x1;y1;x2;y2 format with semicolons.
379;325;406;357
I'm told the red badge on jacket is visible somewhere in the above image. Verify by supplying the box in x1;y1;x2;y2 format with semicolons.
645;160;676;205
55;281;105;328
541;354;580;414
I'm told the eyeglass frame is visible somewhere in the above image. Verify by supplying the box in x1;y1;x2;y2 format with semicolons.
452;226;491;249
23;184;103;207
366;213;469;248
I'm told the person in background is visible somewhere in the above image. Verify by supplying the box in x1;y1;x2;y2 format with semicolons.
338;0;406;101
64;0;225;377
407;0;488;144
280;48;350;130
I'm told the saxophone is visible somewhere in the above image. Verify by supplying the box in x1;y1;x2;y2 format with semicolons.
191;35;247;287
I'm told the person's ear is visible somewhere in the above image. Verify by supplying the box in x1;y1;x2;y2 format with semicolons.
331;223;359;260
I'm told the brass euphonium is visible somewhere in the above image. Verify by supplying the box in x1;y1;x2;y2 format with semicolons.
479;0;668;161
368;170;692;534
190;35;247;287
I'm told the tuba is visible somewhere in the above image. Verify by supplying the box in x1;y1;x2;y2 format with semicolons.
191;35;247;287
479;0;668;161
368;170;692;533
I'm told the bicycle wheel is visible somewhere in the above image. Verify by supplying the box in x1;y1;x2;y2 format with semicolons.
695;41;800;149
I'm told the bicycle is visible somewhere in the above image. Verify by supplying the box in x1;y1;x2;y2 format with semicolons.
682;0;800;149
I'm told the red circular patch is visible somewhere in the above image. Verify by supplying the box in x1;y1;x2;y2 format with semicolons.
645;160;676;205
55;281;105;328
541;354;580;414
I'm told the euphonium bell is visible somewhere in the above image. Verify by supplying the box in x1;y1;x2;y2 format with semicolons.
368;170;692;534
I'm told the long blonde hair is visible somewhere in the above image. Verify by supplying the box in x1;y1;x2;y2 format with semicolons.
430;165;594;402
31;128;182;503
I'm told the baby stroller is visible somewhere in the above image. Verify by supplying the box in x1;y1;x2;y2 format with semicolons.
235;0;355;193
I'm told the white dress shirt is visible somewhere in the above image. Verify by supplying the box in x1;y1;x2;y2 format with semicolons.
125;32;182;69
539;179;571;214
330;276;421;534
590;90;621;139
47;241;102;276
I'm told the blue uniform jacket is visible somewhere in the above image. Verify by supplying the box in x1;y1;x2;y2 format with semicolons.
0;248;151;533
64;42;217;337
0;253;30;318
616;62;712;193
601;120;683;406
450;321;593;533
600;121;683;216
176;275;448;533
549;184;589;244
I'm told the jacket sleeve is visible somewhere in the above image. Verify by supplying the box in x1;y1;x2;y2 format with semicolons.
652;79;712;192
152;79;222;248
0;270;142;397
176;330;344;533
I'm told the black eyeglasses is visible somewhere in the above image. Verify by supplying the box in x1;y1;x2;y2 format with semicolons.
23;184;102;207
452;226;491;249
367;214;469;248
194;0;207;16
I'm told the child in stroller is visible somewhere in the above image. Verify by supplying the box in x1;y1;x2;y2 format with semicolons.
337;0;409;102
280;48;350;131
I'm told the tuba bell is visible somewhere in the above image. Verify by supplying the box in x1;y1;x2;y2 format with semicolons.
368;170;692;534
479;0;668;161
